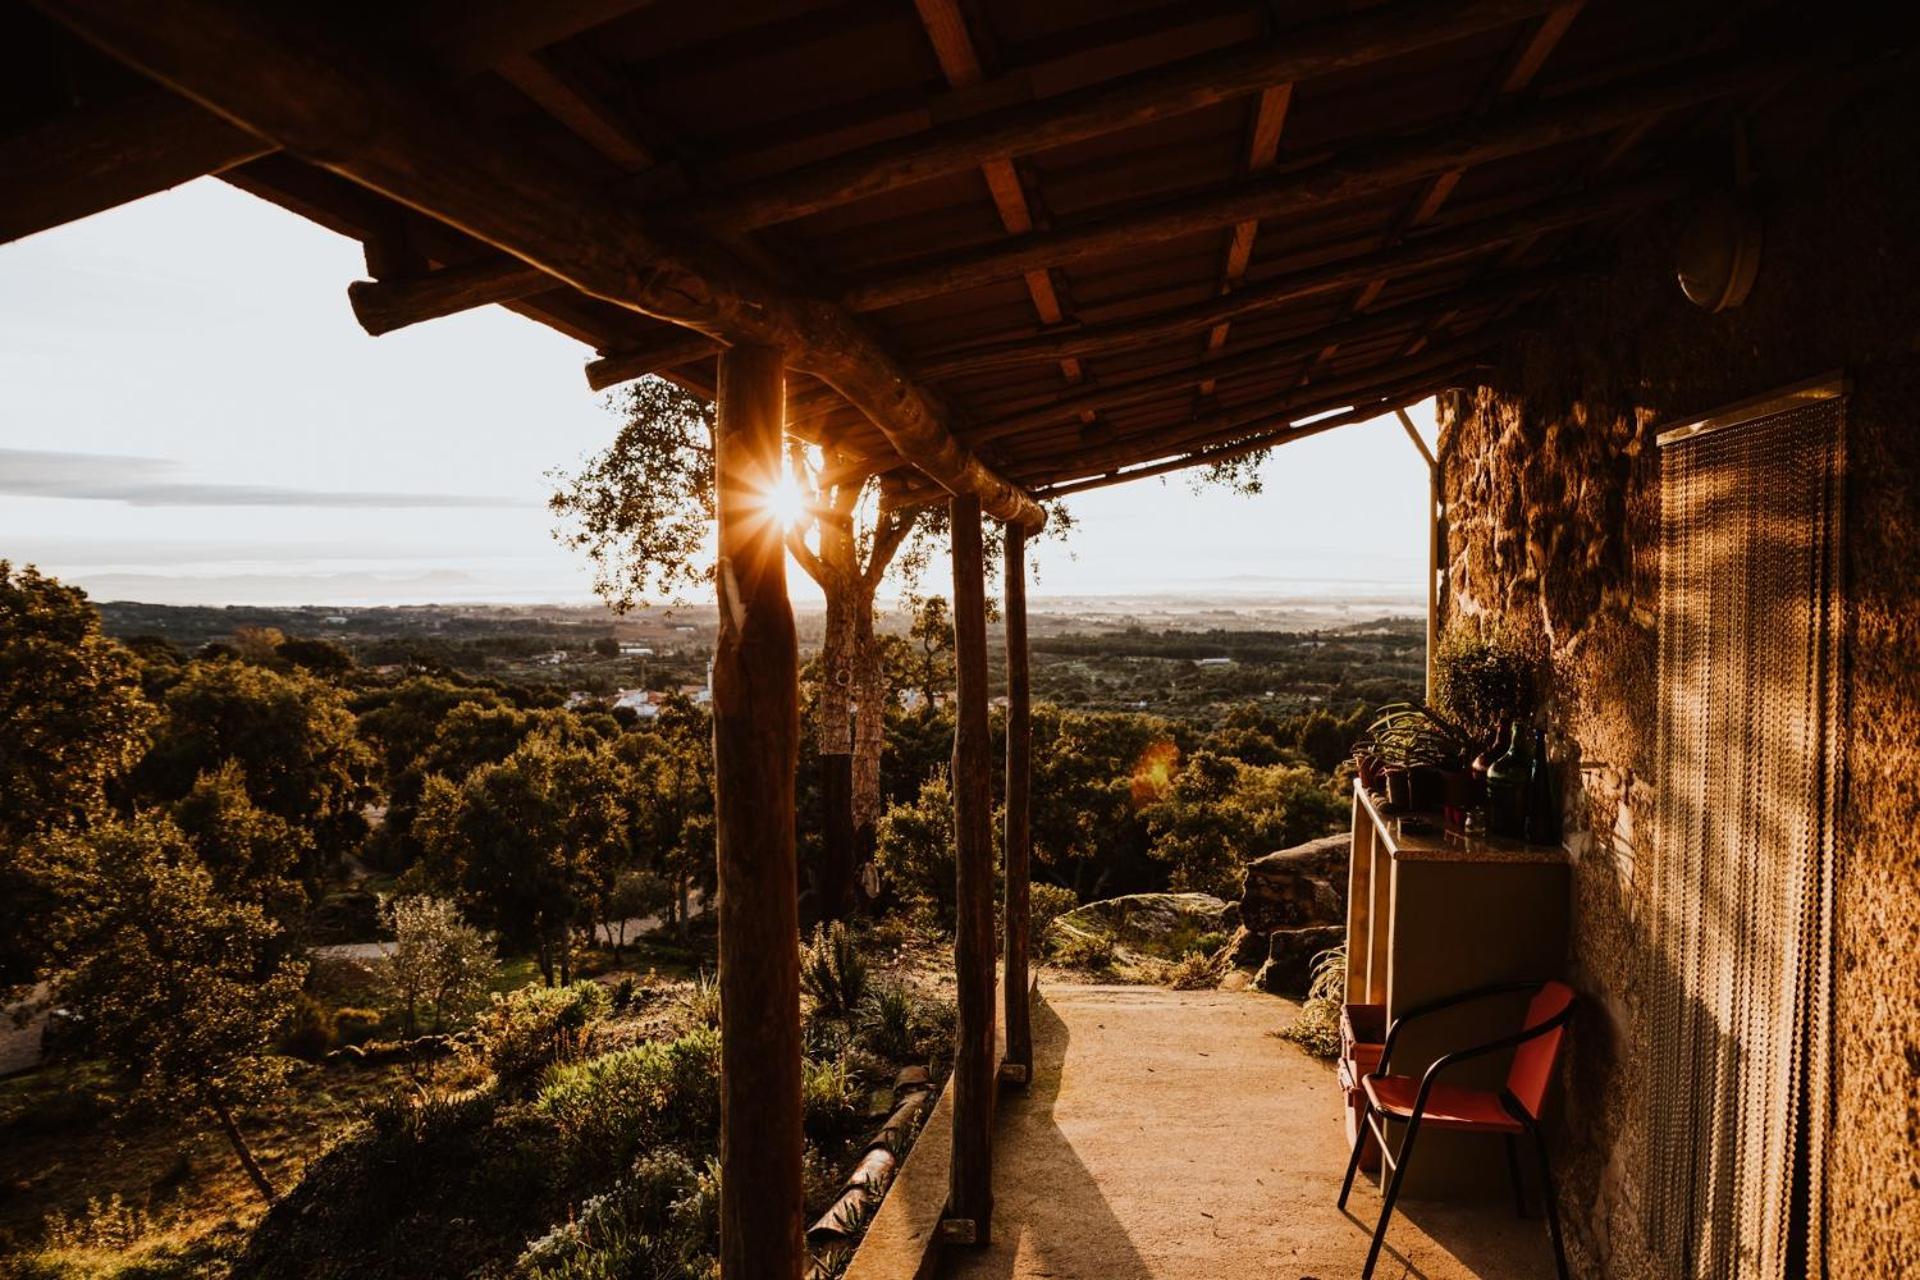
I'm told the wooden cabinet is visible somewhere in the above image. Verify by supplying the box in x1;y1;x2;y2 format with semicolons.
1342;784;1569;1198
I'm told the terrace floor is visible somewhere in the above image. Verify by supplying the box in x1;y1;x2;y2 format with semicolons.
940;983;1554;1280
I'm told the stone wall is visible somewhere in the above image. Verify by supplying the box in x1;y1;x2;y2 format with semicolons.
1436;73;1920;1279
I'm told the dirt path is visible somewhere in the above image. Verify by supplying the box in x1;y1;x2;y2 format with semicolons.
942;983;1553;1280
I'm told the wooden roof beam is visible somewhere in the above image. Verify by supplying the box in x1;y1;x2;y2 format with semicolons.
1007;339;1499;479
966;270;1556;442
1198;83;1293;395
586;331;727;390
915;173;1681;380
666;0;1566;233
309;0;1558;349
913;0;1094;424
842;38;1828;312
1323;1;1584;369
314;43;1681;355
1034;390;1443;499
348;257;557;335
35;0;1046;532
4;0;655;246
1;87;270;244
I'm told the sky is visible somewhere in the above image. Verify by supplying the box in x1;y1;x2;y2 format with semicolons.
0;178;1430;612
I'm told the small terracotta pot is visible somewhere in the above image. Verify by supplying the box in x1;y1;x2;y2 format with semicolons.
1407;765;1445;809
1383;767;1413;809
1355;752;1385;792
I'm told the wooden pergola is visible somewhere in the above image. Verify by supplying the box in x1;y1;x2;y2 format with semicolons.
3;0;1841;1272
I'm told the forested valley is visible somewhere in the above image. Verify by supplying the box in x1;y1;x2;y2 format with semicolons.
2;565;1419;1279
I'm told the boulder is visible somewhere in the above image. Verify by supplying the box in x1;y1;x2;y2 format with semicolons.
1239;833;1349;935
1253;925;1347;997
1046;892;1233;960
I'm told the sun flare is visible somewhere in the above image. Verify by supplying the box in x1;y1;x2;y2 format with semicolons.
765;470;808;530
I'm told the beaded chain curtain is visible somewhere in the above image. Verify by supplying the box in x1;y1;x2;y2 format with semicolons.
1646;387;1843;1280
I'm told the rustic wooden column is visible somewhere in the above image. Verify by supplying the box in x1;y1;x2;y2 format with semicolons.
944;491;995;1244
711;342;804;1280
1001;522;1033;1082
1395;406;1440;699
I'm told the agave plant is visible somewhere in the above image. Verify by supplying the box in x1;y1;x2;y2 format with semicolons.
1365;702;1477;769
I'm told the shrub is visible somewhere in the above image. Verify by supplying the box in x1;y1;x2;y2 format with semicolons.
858;983;919;1062
1432;627;1541;746
380;894;497;1033
476;982;610;1089
678;970;720;1031
332;1006;385;1046
874;773;955;923
1028;883;1079;945
535;1026;721;1175
800;1054;859;1141
513;1150;718;1280
1275;946;1348;1059
1188;930;1228;957
280;993;334;1061
1049;929;1115;971
1164;950;1223;990
1276;1000;1342;1058
39;1192;150;1251
799;922;869;1018
802;1014;853;1061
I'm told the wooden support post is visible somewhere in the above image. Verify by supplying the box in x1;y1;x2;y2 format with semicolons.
1395;406;1441;700
945;492;995;1244
711;342;804;1280
1001;522;1033;1084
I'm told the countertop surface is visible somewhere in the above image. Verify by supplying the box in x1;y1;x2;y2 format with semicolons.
1354;782;1567;865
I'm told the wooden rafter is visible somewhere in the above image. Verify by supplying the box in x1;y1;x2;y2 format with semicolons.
32;0;1047;530
1198;82;1292;397
1035;389;1441;498
1007;336;1501;481
912;0;1093;423
665;0;1565;232
841;40;1817;312
916;173;1680;380
965;269;1556;442
1317;1;1584;369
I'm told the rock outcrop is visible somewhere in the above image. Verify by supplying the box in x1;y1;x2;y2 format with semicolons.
1228;833;1349;996
1046;892;1236;961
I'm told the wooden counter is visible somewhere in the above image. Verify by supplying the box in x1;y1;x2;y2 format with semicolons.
1343;783;1569;1199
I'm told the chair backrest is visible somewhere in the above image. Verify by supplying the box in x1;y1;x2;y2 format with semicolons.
1506;981;1576;1120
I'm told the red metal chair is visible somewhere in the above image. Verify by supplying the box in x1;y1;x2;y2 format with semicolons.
1336;980;1576;1280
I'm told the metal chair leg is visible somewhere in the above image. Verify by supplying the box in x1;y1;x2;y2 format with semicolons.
1362;1115;1422;1280
1530;1125;1570;1280
1504;1133;1527;1218
1337;1104;1371;1210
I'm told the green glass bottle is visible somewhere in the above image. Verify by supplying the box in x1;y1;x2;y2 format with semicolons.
1524;726;1560;845
1484;718;1530;839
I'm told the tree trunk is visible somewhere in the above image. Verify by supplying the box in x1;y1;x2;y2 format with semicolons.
946;493;995;1241
849;600;886;899
210;1091;277;1205
711;342;806;1279
816;586;858;920
1002;523;1033;1078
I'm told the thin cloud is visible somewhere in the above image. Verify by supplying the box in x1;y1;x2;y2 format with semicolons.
0;448;528;509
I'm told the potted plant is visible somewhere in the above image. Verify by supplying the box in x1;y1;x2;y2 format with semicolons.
1365;703;1477;811
1351;735;1385;793
1432;628;1542;760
